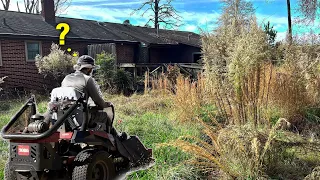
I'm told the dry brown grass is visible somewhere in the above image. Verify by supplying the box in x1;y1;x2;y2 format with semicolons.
148;72;173;96
159;117;235;178
160;117;300;179
173;74;206;122
148;12;320;180
145;68;207;122
266;43;320;124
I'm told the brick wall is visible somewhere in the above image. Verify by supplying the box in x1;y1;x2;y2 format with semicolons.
0;38;199;92
0;39;42;91
116;43;136;64
0;39;89;91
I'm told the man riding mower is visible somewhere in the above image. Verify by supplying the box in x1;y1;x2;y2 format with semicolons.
1;55;154;180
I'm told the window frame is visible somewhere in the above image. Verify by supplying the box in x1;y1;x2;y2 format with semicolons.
192;52;202;63
25;41;42;62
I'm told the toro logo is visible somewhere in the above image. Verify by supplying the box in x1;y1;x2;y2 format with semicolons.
17;145;30;156
60;132;73;139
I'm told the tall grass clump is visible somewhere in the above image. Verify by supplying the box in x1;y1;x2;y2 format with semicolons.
146;69;175;97
150;72;173;96
173;74;206;122
145;65;207;122
270;42;320;121
161;118;295;179
202;18;272;126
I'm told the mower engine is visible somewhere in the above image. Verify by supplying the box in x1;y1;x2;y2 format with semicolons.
26;114;49;134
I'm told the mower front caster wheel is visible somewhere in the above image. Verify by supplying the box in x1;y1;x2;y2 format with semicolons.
72;149;115;180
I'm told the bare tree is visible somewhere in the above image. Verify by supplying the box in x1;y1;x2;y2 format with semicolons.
54;0;71;15
17;0;71;15
0;0;10;10
287;0;292;44
131;0;182;29
23;0;40;14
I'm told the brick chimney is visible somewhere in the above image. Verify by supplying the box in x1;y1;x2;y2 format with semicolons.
41;0;55;23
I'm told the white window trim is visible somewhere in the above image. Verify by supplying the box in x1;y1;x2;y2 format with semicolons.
0;40;2;66
25;41;42;62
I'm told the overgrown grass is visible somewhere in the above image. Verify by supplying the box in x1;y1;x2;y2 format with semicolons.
144;20;320;177
0;93;204;179
105;93;204;179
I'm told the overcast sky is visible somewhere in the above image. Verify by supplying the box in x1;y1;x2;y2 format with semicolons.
5;0;320;41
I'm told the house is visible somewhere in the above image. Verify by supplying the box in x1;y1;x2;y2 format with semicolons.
0;0;202;92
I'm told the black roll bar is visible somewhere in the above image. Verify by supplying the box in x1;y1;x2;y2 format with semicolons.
1;97;83;140
1;96;35;134
111;105;115;126
1;95;116;140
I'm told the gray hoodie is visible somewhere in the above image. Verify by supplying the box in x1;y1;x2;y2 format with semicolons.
61;70;106;108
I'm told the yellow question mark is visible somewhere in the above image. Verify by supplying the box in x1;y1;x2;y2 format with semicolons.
56;23;70;45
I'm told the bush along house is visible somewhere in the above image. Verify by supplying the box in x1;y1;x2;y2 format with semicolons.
0;0;202;92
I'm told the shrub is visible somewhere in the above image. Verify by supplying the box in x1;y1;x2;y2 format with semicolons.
35;43;78;86
94;51;134;95
94;52;116;91
113;69;134;95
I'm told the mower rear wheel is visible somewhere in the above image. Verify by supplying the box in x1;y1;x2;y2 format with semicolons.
72;150;115;180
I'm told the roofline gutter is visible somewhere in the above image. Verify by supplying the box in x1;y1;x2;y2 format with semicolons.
178;43;202;48
148;43;201;48
0;33;140;44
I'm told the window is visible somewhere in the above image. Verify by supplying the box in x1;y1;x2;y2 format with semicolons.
192;52;201;63
25;41;41;61
0;41;2;66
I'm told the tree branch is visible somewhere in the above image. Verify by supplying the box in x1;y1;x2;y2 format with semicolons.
142;7;153;16
130;0;153;16
0;0;10;10
16;1;20;12
131;0;182;29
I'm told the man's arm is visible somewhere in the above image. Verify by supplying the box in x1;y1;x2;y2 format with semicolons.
86;77;107;108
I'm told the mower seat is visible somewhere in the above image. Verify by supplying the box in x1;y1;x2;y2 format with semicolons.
49;87;86;131
49;87;111;132
50;87;83;102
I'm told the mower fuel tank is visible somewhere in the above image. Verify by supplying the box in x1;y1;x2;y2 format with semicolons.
8;142;62;171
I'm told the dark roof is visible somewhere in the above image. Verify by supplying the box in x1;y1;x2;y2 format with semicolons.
0;10;201;47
